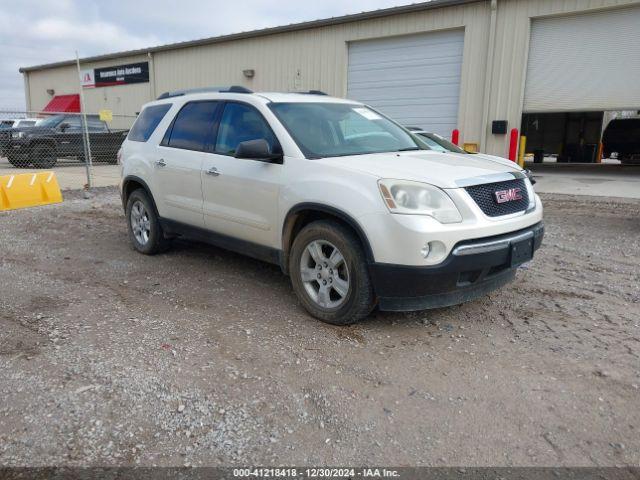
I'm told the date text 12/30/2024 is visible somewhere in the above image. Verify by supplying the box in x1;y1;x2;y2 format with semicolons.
233;468;400;478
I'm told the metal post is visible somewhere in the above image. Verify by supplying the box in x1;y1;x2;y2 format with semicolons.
518;136;527;168
75;50;93;189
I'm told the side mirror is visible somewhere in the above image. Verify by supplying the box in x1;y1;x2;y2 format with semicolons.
235;139;283;163
58;122;70;132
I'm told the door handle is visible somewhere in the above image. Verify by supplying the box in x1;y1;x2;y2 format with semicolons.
205;166;220;176
155;159;166;167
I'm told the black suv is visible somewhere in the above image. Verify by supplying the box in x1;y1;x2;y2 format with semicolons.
602;118;640;165
1;114;128;168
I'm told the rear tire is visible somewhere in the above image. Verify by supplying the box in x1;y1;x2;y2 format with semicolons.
126;189;171;255
289;220;375;325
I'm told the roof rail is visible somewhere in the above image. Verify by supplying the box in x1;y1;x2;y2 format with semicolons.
300;90;328;96
157;85;253;100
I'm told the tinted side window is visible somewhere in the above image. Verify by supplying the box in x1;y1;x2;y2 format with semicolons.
62;117;82;131
167;101;218;151
129;104;172;142
215;103;278;156
86;118;108;132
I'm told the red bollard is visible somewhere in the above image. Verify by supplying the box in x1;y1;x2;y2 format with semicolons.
508;128;519;162
451;129;460;146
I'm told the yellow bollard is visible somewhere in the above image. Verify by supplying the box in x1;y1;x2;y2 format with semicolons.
0;171;63;211
518;136;527;168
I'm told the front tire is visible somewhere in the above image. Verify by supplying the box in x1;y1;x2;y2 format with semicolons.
126;189;171;255
289;220;375;325
7;155;29;168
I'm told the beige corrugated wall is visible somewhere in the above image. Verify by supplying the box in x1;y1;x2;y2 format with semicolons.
24;0;640;155
483;0;640;156
151;1;491;147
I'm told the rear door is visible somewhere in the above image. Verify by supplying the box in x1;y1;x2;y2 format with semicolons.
201;101;283;247
85;117;113;161
155;100;220;227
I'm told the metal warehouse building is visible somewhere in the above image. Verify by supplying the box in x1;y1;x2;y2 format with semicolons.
19;0;640;158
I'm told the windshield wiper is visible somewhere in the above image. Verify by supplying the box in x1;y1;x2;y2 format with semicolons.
396;147;421;152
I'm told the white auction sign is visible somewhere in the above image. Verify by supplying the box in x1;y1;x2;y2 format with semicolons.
80;69;95;88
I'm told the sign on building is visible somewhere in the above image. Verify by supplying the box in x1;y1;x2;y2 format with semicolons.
82;62;150;88
80;69;95;88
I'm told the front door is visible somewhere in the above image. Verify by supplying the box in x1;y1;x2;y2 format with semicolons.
201;102;283;248
154;100;220;227
55;116;83;157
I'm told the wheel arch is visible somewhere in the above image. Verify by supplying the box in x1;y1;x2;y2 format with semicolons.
281;203;375;274
122;175;159;216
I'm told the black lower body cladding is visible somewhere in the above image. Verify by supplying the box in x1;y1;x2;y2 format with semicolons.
370;222;544;311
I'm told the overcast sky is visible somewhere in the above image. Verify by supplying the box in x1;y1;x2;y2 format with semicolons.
0;0;419;110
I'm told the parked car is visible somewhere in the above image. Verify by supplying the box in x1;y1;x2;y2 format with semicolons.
0;118;40;129
119;87;544;325
408;128;518;166
602;118;640;165
3;114;128;168
408;129;537;183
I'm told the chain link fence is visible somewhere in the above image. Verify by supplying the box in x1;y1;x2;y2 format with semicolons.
0;109;135;190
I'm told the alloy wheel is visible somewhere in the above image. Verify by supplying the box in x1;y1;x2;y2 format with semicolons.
130;200;151;246
300;240;350;309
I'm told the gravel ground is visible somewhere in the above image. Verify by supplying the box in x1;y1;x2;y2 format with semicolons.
0;188;638;467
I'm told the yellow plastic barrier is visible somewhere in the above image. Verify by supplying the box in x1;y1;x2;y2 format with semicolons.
0;171;63;211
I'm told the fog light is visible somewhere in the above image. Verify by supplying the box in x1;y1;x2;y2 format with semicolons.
422;241;447;263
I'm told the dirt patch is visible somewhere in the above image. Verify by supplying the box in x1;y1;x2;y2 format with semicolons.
0;188;638;467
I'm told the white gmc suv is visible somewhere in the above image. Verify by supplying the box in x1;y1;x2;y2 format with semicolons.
119;87;544;325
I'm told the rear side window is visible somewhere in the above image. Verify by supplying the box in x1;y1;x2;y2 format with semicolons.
128;104;172;142
166;101;218;151
86;118;108;132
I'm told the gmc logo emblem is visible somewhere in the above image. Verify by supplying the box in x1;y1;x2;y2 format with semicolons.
494;188;523;204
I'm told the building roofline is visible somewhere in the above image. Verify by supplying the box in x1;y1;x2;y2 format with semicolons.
19;0;481;73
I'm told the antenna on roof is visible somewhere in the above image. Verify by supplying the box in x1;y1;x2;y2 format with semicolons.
157;85;253;100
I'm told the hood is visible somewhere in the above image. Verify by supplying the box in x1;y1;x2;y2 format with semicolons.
467;152;522;169
317;150;522;189
3;126;54;136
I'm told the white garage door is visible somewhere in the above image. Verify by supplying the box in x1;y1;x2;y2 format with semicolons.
524;6;640;112
347;29;464;136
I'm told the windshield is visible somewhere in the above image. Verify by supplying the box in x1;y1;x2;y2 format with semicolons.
37;115;65;128
269;102;422;158
417;132;467;154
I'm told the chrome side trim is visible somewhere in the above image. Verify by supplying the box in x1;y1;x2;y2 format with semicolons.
452;230;534;256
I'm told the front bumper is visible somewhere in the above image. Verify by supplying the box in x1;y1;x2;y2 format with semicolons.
370;222;544;311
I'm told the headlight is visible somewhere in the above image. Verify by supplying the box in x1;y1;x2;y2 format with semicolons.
11;131;25;139
524;177;536;210
378;179;462;223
